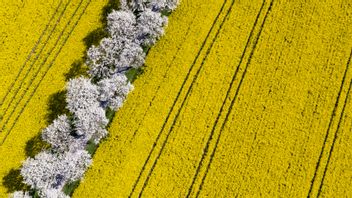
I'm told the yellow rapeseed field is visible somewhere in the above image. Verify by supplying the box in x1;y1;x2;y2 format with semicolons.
192;0;352;197
0;0;108;196
319;84;352;197
74;0;352;197
2;0;352;197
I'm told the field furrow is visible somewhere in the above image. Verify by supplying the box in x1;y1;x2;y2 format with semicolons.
0;0;108;195
73;0;233;196
186;1;274;197
74;0;352;197
318;72;352;197
0;0;90;143
0;0;62;101
0;0;63;110
307;50;352;197
195;0;352;197
131;0;238;196
134;1;274;197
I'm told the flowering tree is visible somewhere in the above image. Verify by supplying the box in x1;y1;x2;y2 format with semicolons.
86;37;145;79
107;10;137;40
17;0;179;196
20;150;91;193
41;115;85;153
66;77;99;113
66;77;109;143
135;8;168;47
73;107;109;144
97;74;134;110
129;0;179;12
11;191;31;198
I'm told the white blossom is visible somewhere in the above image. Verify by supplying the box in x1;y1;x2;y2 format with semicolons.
129;0;145;11
21;150;91;191
146;0;180;12
11;191;31;198
39;188;69;198
41;115;85;153
87;38;145;79
73;106;109;144
107;10;137;40
97;74;134;110
66;77;99;113
135;8;168;47
119;0;129;10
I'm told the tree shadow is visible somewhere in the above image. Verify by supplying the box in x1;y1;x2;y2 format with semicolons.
83;28;108;51
82;0;121;51
45;90;70;125
101;0;121;25
64;60;89;81
25;134;50;158
2;169;30;193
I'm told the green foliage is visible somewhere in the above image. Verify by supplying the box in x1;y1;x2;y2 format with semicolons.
2;169;30;193
64;60;89;81
125;67;144;83
25;134;50;158
63;180;81;196
86;140;98;155
83;28;108;51
46;90;70;125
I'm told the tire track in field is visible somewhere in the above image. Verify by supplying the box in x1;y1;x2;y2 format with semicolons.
135;0;238;197
191;1;274;196
130;11;198;141
127;0;231;196
0;0;82;133
129;2;227;141
0;0;92;145
317;72;352;197
0;0;63;109
0;0;71;123
184;1;269;196
307;49;352;198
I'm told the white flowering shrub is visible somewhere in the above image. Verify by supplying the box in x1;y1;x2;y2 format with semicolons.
41;115;85;153
129;0;179;12
11;191;31;198
107;10;136;40
21;150;91;192
73;107;109;144
135;8;168;47
146;0;180;12
97;74;134;110
39;188;69;198
66;77;99;113
87;37;145;79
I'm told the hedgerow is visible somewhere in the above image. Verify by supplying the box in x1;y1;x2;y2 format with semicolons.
11;0;179;197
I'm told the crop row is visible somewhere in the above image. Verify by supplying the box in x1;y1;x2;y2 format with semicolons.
197;0;352;197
